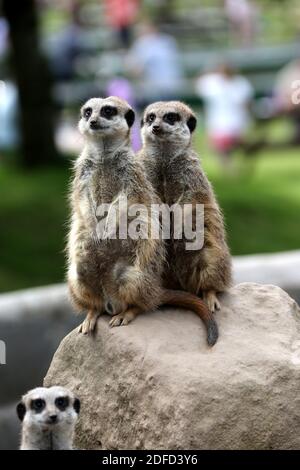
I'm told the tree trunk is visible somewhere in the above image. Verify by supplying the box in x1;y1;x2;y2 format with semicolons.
2;0;57;167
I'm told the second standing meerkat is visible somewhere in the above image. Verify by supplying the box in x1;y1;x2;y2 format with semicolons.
139;101;232;313
67;96;218;344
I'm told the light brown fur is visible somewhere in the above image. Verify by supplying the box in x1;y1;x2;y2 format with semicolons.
139;101;232;313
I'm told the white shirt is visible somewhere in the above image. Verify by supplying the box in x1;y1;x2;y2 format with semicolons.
196;73;253;136
0;18;8;57
0;81;18;149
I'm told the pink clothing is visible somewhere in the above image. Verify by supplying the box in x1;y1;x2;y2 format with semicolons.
104;0;139;28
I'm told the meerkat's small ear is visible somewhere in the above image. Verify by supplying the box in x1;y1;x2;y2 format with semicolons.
125;109;135;128
74;398;81;414
16;402;26;421
140;116;144;128
187;115;197;133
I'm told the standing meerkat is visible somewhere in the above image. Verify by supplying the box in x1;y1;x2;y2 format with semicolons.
67;96;218;345
139;101;232;313
16;386;80;450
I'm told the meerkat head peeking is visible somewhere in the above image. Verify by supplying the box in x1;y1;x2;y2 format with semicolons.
17;386;80;450
78;96;135;142
141;101;197;148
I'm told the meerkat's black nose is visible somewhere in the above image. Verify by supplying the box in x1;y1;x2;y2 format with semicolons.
49;415;57;423
90;120;100;130
152;125;161;135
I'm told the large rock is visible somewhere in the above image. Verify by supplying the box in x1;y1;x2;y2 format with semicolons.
44;283;300;450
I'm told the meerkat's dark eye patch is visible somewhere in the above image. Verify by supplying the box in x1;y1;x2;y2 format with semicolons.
187;115;197;133
16;402;26;421
125;108;135;128
146;113;156;124
100;105;118;119
163;112;181;125
74;398;81;414
31;398;46;413
83;107;92;120
55;396;69;411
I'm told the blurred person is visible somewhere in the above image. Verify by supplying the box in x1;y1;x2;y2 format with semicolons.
127;20;183;105
48;0;82;80
274;58;300;145
104;0;140;48
224;0;258;47
0;79;18;151
196;64;253;166
0;16;8;58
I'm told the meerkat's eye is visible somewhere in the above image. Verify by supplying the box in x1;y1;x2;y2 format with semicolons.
100;105;118;119
163;112;180;125
146;113;156;124
83;107;92;119
55;396;69;411
31;399;46;412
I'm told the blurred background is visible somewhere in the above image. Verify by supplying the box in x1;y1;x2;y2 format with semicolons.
0;0;300;293
1;0;300;450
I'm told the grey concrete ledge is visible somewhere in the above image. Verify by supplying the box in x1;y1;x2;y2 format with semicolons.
0;403;20;450
0;283;72;321
233;250;300;289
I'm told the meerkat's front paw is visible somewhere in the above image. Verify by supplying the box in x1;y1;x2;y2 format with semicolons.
203;290;221;314
109;309;137;328
78;311;99;335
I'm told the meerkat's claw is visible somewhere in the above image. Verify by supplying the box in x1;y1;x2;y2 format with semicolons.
203;291;221;314
109;314;122;328
109;309;137;328
210;297;221;313
79;311;99;335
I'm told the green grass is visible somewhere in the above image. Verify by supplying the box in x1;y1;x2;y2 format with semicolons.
0;164;70;292
201;148;300;255
1;134;300;292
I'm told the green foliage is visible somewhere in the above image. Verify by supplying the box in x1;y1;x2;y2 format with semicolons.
203;151;300;255
0;164;70;292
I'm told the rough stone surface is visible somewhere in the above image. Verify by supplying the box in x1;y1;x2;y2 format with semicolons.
44;283;300;450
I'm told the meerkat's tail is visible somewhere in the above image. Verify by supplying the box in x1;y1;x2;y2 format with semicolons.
161;289;219;346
